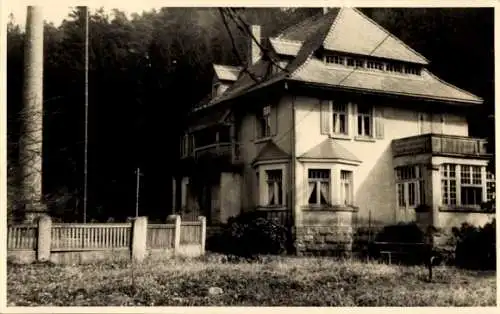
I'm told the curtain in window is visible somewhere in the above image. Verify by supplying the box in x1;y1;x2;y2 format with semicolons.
268;181;275;205
320;182;329;204
308;182;316;204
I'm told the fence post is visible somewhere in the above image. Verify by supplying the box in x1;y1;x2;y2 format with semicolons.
172;215;181;256
37;215;52;262
198;216;206;254
131;216;148;262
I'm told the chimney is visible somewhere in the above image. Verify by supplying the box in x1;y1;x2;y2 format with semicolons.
248;24;261;66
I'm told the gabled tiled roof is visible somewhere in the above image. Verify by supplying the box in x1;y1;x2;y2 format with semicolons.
291;60;483;104
322;8;429;64
213;64;242;82
276;9;340;42
205;7;482;109
298;138;361;163
208;59;277;106
253;141;290;164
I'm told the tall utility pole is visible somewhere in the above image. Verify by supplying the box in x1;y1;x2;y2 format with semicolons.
83;6;89;223
20;6;46;223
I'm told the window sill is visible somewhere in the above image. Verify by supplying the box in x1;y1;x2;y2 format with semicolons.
302;205;359;212
257;206;288;211
438;206;495;213
330;134;351;141
354;136;376;143
254;137;273;144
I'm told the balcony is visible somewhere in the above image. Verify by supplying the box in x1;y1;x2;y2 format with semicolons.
392;134;490;158
181;142;241;164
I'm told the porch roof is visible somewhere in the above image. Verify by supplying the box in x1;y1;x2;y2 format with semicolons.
298;138;361;163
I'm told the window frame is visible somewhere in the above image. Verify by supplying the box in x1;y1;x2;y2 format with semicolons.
256;163;287;208
302;163;358;209
265;169;284;207
307;168;331;206
395;165;425;210
256;105;272;139
332;101;349;136
441;163;487;208
356;103;374;138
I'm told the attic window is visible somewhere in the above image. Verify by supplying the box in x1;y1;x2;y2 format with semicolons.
386;63;403;73
404;65;421;75
325;55;345;65
367;61;384;70
355;59;364;68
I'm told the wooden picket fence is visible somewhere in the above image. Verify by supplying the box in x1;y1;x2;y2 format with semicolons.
7;215;206;264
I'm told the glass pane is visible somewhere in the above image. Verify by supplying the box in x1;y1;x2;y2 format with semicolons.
268;182;275;205
320;182;329;205
398;183;405;207
278;181;283;205
461;187;482;205
442;179;449;204
363;116;371;136
308;183;317;204
408;182;416;206
339;114;346;134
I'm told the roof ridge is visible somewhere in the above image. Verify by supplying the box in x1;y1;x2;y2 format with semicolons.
287;9;343;78
275;10;324;39
351;8;429;64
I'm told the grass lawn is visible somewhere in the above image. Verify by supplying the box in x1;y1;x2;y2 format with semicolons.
7;255;497;306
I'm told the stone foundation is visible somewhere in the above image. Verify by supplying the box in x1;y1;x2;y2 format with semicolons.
295;225;354;256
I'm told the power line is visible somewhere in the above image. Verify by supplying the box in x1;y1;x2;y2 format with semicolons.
225;8;289;73
273;32;394;145
218;8;260;83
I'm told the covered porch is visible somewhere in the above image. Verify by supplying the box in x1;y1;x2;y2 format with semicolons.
391;133;494;229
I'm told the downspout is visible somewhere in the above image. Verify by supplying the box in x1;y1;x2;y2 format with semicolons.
286;81;298;252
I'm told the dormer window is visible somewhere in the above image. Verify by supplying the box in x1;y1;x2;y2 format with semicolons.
386;63;403;73
367;61;383;70
212;82;220;98
404;65;421;75
323;54;421;76
325;55;345;65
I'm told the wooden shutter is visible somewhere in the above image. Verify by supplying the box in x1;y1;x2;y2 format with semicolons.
352;103;358;136
271;104;278;136
374;106;384;139
320;99;331;135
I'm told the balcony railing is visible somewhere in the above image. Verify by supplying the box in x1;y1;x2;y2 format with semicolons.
182;142;241;163
392;134;490;157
